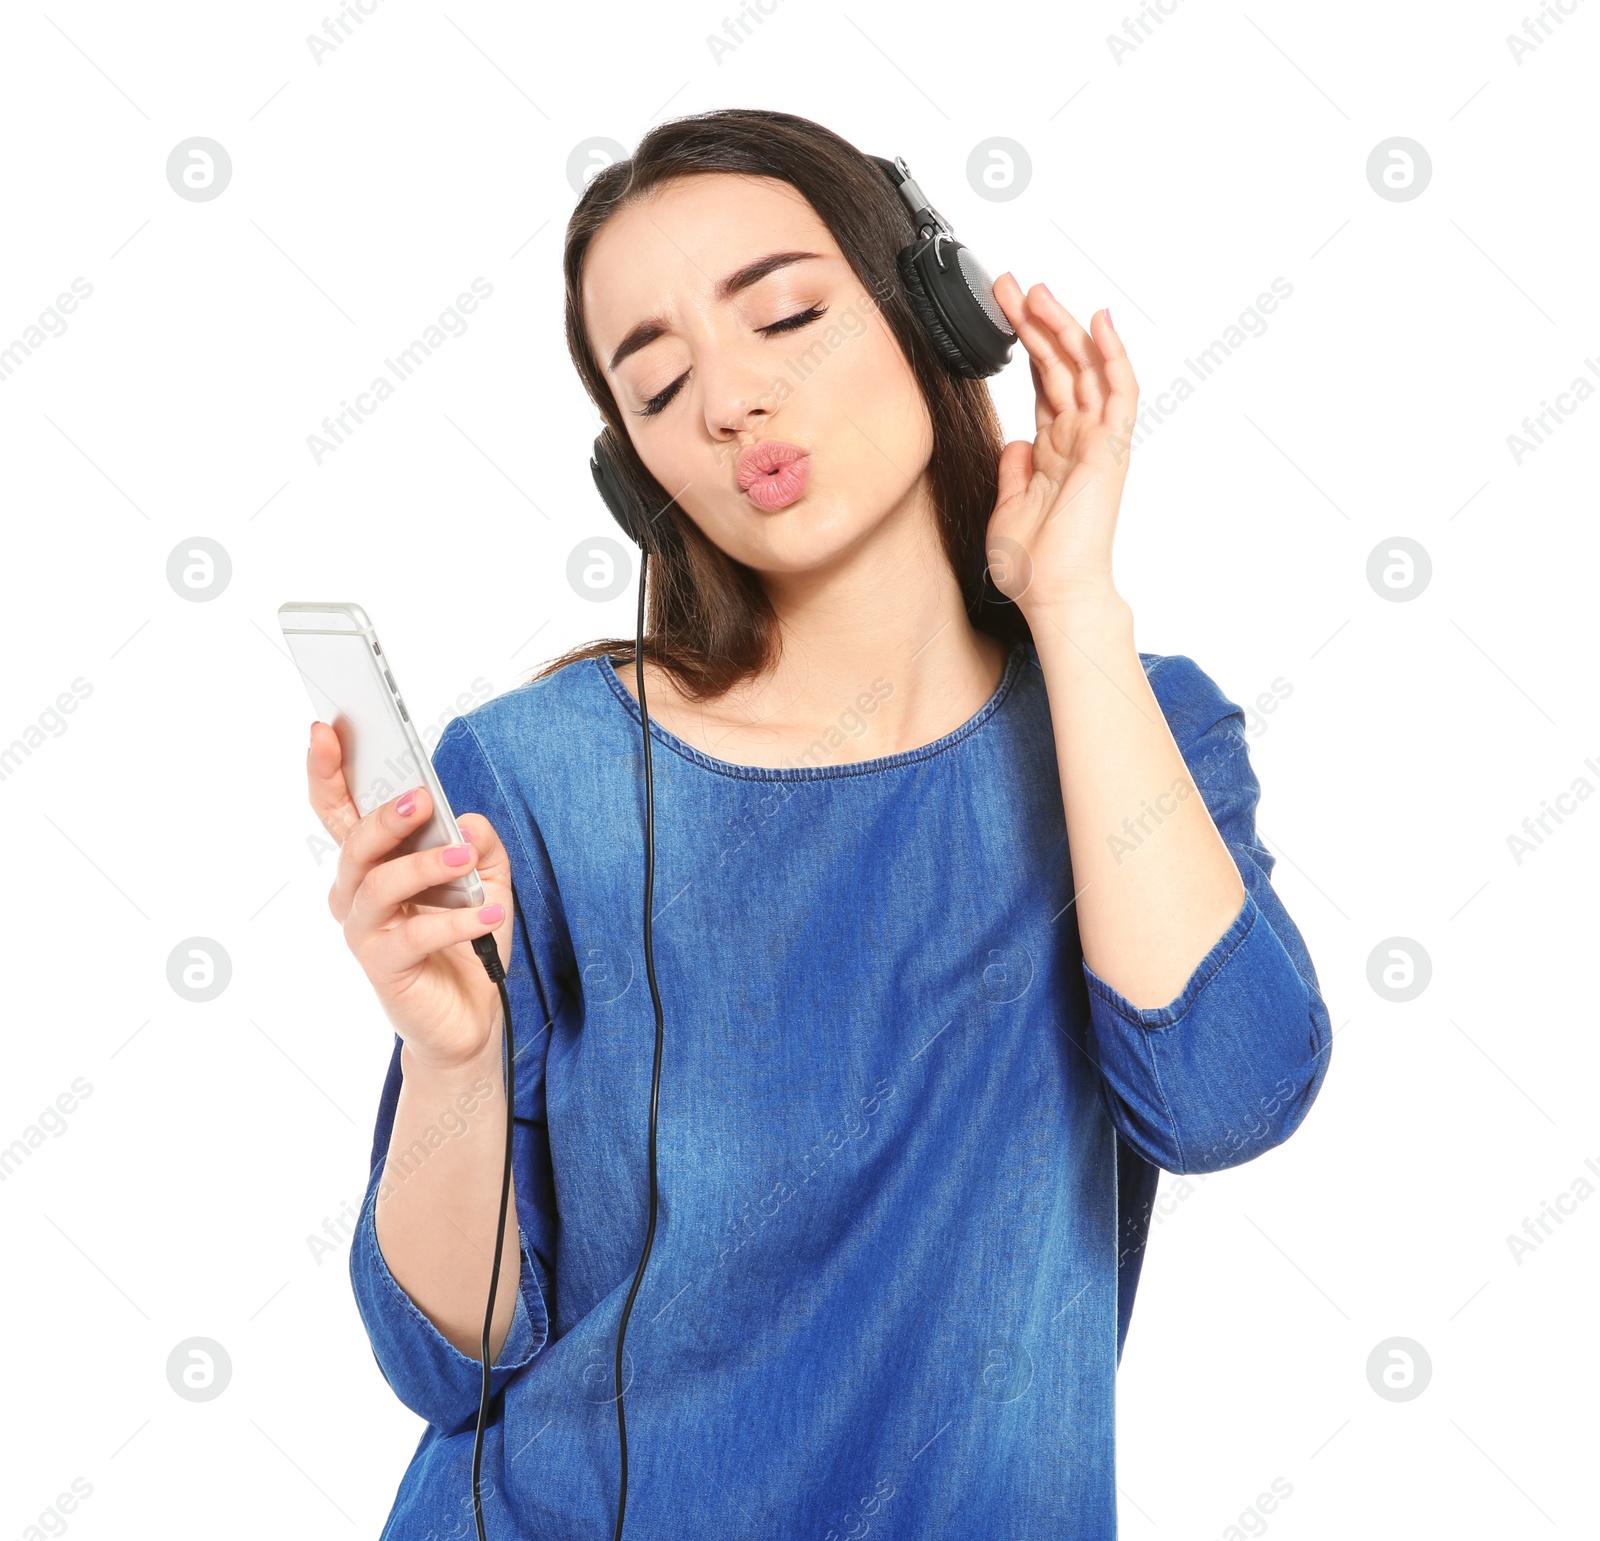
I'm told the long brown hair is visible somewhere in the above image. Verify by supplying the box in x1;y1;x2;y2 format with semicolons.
534;106;1030;702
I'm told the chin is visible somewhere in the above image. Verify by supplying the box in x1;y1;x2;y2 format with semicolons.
745;499;888;572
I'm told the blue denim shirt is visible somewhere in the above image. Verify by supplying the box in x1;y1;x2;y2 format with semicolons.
350;641;1332;1540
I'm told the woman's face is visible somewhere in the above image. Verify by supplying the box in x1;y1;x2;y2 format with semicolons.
582;172;935;576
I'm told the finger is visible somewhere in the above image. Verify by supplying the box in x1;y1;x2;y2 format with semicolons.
1028;283;1102;371
327;783;432;924
993;438;1035;514
1088;308;1139;425
452;810;508;881
348;834;482;936
1029;356;1053;435
368;897;511;981
450;812;515;923
1024;284;1106;417
993;276;1084;421
307;721;361;846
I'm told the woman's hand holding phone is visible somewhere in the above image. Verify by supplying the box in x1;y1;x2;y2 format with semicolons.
307;720;514;1074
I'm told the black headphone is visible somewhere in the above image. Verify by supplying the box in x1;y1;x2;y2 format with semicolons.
587;152;1016;547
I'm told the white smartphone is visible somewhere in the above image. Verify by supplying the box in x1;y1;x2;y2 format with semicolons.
278;601;484;910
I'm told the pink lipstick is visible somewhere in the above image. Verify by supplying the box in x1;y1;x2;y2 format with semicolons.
736;439;812;511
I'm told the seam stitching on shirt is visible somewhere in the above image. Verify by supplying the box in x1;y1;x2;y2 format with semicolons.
410;720;557;1365
1085;889;1259;1029
456;717;563;958
1145;650;1241;732
360;1181;547;1377
593;642;1026;782
455;718;558;1356
1160;889;1260;1028
1137;1022;1187;1172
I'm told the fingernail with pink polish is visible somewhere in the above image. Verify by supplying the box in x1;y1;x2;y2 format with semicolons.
478;903;505;925
396;789;416;817
442;843;474;867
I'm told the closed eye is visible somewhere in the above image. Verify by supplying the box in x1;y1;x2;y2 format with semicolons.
762;303;828;336
632;304;829;418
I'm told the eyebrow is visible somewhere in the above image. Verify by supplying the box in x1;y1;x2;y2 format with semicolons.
606;250;825;373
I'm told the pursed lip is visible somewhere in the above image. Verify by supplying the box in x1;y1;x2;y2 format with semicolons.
736;439;810;492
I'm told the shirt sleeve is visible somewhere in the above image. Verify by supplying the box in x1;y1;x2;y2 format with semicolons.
347;711;566;1433
1079;654;1333;1176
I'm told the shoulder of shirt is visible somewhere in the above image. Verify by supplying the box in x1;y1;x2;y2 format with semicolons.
431;654;605;767
1020;638;1242;744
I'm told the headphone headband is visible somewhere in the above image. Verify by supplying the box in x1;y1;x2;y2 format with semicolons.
869;154;952;242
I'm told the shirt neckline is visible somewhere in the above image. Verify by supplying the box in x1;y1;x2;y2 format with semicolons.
595;639;1026;782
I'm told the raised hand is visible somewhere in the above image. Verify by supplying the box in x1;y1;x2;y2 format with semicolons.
985;277;1139;620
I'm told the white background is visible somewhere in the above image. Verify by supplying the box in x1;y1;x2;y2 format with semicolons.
2;2;1596;1537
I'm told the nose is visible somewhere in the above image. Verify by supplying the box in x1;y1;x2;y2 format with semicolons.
698;341;773;444
712;400;766;438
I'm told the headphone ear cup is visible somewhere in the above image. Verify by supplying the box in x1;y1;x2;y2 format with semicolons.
896;249;973;378
590;429;647;547
896;238;1016;380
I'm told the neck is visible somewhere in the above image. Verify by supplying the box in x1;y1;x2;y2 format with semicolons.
714;490;1010;768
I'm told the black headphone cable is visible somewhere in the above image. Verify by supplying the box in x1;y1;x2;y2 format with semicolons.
612;547;667;1540
468;928;513;1541
465;551;664;1541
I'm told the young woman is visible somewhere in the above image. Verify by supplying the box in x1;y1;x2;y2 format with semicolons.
307;108;1332;1540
